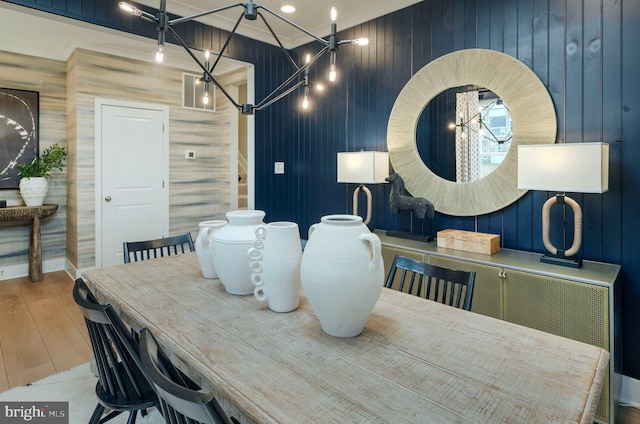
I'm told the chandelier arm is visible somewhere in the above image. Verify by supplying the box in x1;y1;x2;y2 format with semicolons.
255;45;329;108
166;26;243;110
254;71;305;108
482;124;501;143
254;80;305;112
139;11;159;23
168;3;244;25
256;4;329;45
209;10;246;73
256;11;299;70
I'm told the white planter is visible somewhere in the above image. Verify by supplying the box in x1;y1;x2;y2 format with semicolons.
211;210;266;295
300;214;384;337
19;177;48;207
248;222;302;313
195;220;228;279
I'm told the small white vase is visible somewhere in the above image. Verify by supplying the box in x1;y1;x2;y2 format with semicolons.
195;220;227;279
212;210;266;295
300;214;384;337
19;177;48;207
248;222;302;313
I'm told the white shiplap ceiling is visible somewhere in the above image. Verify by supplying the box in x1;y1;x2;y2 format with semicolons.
0;0;420;68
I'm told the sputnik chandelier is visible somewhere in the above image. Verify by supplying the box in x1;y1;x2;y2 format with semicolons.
448;98;513;145
119;0;368;115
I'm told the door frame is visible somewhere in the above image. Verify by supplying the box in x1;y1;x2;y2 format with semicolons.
94;98;170;268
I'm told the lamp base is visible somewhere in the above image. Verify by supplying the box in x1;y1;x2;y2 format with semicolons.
386;230;434;243
540;254;582;268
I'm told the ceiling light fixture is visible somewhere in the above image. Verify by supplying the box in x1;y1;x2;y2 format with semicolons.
279;4;296;13
119;0;368;115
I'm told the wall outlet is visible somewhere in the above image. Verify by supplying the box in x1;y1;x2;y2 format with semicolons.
274;162;284;174
185;150;196;160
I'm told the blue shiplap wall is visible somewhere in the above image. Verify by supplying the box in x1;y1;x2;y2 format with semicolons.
5;0;640;381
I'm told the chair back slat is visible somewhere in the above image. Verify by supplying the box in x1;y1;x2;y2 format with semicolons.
385;255;476;311
139;328;238;424
124;233;195;264
73;278;158;420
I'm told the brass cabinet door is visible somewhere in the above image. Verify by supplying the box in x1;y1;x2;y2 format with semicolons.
502;269;610;423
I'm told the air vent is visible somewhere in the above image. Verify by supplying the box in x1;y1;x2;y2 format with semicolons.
182;73;215;112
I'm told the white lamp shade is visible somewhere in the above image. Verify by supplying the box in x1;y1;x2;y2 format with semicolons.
518;142;609;193
337;151;389;184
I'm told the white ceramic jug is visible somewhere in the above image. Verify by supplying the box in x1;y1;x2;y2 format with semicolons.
247;221;302;313
300;214;383;337
195;220;227;279
212;210;266;295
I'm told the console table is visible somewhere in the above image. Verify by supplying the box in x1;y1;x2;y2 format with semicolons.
0;204;58;282
376;230;621;424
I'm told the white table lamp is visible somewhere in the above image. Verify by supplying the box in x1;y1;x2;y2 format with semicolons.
518;142;609;267
337;151;389;225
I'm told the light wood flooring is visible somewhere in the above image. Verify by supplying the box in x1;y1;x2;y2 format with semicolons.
0;270;92;391
0;271;638;423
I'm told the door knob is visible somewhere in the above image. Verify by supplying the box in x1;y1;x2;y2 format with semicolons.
105;196;112;202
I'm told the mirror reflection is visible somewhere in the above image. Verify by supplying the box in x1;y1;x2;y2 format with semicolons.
416;87;513;183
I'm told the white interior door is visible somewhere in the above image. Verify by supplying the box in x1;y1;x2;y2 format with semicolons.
96;100;169;267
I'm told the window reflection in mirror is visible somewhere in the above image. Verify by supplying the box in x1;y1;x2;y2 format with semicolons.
416;87;512;183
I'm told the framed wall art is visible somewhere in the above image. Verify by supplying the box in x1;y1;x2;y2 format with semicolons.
0;88;39;189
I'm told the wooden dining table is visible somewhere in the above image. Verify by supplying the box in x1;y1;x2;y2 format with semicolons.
82;252;608;424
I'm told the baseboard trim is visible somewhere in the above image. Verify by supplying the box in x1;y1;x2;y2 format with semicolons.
620;375;640;408
0;258;65;280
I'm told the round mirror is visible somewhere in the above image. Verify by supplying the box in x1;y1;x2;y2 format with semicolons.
387;49;556;216
417;86;512;182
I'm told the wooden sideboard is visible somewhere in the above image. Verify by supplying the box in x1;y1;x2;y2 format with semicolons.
0;205;58;282
376;230;621;424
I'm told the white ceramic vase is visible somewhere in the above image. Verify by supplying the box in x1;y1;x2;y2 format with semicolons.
19;177;48;207
300;214;384;337
195;220;227;279
248;222;302;313
212;210;266;295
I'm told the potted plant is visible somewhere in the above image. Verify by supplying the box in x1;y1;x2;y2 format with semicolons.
17;143;67;207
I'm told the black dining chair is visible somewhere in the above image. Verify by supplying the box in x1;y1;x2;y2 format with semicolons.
73;278;159;424
385;254;476;311
139;327;240;424
123;232;195;263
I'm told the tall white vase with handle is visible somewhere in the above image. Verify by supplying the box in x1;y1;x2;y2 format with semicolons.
248;221;302;313
195;220;227;279
300;214;384;337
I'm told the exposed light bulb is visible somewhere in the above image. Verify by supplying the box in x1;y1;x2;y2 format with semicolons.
330;7;337;22
305;54;311;64
155;45;164;64
448;122;456;129
329;64;336;82
119;2;141;16
302;96;309;109
205;50;210;60
352;38;369;46
203;91;209;105
314;83;324;91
